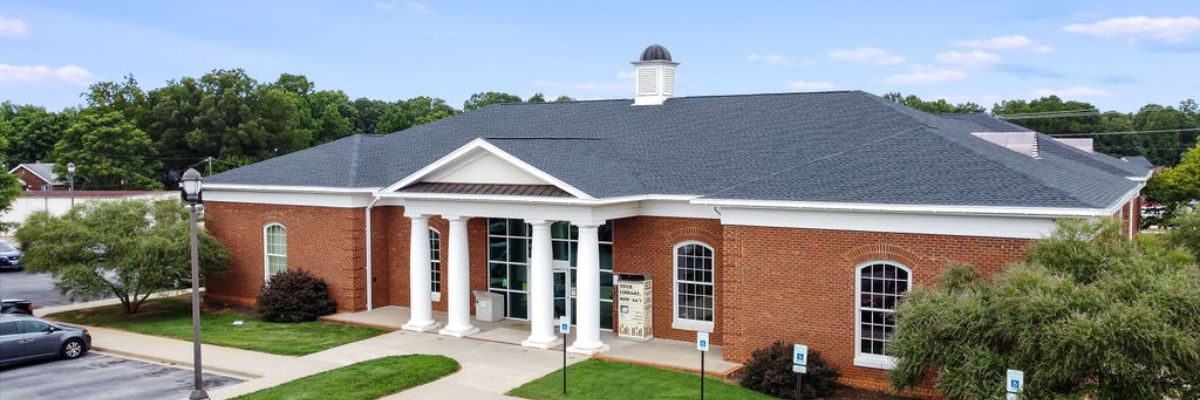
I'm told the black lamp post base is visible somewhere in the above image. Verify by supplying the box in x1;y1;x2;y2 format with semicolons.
189;389;209;400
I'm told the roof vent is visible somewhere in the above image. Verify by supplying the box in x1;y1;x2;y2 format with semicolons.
972;132;1040;158
1054;138;1094;153
632;44;678;106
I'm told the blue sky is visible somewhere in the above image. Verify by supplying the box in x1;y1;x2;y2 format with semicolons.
2;1;1199;112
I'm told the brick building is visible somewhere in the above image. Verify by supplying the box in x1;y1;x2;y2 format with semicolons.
202;45;1151;394
8;163;67;191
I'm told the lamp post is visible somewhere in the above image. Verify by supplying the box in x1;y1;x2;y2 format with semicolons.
66;162;76;208
180;168;207;400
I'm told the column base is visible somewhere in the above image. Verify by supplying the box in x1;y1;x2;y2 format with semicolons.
438;325;479;338
567;342;610;355
401;320;441;332
521;337;564;350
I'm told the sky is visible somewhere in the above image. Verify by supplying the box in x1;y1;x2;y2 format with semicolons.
1;1;1199;112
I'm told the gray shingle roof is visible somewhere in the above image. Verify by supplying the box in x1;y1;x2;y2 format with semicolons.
210;91;1144;209
11;163;61;184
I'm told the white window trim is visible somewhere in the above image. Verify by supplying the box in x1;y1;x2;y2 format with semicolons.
429;227;442;302
853;260;911;370
671;240;715;333
263;223;287;283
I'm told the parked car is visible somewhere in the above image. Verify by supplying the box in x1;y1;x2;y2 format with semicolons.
0;314;91;366
0;299;33;315
0;240;22;271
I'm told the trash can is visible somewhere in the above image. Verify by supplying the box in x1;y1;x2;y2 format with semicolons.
473;291;505;322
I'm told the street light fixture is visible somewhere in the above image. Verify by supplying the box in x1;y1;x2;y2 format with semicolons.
180;168;208;400
66;162;76;208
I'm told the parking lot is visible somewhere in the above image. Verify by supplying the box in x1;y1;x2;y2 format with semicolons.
0;353;241;400
0;270;96;307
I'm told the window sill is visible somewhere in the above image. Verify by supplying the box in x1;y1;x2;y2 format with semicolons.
854;354;897;370
431;292;441;302
672;319;714;333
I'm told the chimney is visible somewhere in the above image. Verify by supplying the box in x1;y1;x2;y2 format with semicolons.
632;44;678;106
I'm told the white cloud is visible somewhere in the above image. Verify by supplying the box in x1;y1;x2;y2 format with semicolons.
616;70;635;80
374;1;432;14
0;15;29;37
882;65;967;85
0;64;97;86
934;50;1002;68
828;47;905;65
748;53;813;67
1063;16;1200;43
952;35;1053;53
785;81;837;91
1030;86;1112;100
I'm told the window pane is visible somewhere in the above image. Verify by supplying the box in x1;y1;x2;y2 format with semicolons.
507;219;527;237
0;322;18;336
600;271;613;299
507;292;528;319
489;263;507;289
600;300;613;330
508;238;527;264
489;237;507;261
600;244;613;271
551;221;570;239
489;219;506;236
857;263;909;356
598;221;613;243
553;240;569;261
509;264;529;292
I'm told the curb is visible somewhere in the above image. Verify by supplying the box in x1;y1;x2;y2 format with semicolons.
91;347;261;380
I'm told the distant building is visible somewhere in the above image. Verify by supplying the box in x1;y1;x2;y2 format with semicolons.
8;163;66;191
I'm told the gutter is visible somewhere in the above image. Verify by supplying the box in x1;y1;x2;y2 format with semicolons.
364;196;381;310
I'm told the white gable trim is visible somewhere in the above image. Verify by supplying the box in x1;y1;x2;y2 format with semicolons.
382;138;594;199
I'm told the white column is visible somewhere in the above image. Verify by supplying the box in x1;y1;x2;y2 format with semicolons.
440;216;478;337
522;220;561;348
568;223;608;354
402;214;440;332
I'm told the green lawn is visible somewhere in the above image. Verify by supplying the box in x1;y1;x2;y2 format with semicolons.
507;359;777;400
233;355;459;400
48;296;386;356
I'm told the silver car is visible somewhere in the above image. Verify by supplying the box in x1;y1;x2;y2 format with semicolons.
0;314;91;366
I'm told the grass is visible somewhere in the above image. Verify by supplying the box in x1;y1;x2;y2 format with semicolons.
48;296;387;356
233;355;459;400
507;359;777;400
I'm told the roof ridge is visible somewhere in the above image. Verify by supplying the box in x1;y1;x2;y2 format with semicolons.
346;135;363;186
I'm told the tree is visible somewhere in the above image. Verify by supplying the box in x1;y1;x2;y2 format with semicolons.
349;98;390;134
554;95;576;102
1146;143;1200;221
377;96;459;133
463;91;522;111
882;92;985;113
527;92;547;103
51;111;163;189
888;219;1200;399
15;200;230;313
0;102;75;164
992;96;1102;135
84;75;149;126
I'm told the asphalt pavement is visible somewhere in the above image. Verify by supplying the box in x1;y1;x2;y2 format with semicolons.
0;269;97;307
0;353;241;400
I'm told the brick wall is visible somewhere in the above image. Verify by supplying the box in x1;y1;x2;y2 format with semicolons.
13;167;51;191
204;201;366;311
721;225;1031;395
612;216;725;344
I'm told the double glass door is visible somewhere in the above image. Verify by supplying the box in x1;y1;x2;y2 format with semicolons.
553;261;572;324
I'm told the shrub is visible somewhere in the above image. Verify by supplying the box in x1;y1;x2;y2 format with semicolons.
739;341;839;399
256;270;337;322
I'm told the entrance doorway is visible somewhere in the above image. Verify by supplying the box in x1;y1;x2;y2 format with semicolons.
553;260;571;324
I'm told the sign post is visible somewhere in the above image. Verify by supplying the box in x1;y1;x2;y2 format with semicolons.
560;318;570;395
1006;369;1023;400
793;344;809;399
697;331;710;400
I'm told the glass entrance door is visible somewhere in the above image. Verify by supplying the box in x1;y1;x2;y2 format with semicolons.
553;261;571;324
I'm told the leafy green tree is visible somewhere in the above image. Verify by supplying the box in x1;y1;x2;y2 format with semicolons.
554;95;576;102
51;112;162;189
1130;104;1187;166
463;91;522;111
377;96;459;133
992;96;1102;135
350;98;391;133
527;93;547;103
882;92;985;113
15;200;230;313
84;75;149;126
888;219;1200;399
0;102;76;164
1146;143;1200;219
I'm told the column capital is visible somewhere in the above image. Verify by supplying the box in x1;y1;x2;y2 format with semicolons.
405;213;430;221
572;221;602;229
526;219;552;227
443;215;471;222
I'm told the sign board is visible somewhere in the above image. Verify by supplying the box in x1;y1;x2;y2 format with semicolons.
792;344;809;366
559;318;570;334
792;364;807;374
1006;369;1024;393
616;275;653;341
696;331;710;352
1006;394;1018;400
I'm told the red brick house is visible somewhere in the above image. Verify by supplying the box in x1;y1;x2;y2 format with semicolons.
9;163;67;191
202;45;1150;394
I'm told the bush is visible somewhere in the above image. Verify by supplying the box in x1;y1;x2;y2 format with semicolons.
256;270;337;322
739;341;839;399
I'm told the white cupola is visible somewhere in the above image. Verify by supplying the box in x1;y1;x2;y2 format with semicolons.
632;44;678;106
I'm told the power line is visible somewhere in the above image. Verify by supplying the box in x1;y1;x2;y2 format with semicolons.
1052;127;1200;138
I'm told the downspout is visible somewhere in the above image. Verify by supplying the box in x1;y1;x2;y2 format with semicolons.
365;196;381;310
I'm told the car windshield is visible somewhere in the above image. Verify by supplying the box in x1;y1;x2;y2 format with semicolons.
0;242;15;252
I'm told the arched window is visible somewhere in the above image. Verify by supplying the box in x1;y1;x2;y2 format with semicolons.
429;228;442;298
673;241;715;332
263;223;287;281
855;261;911;369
